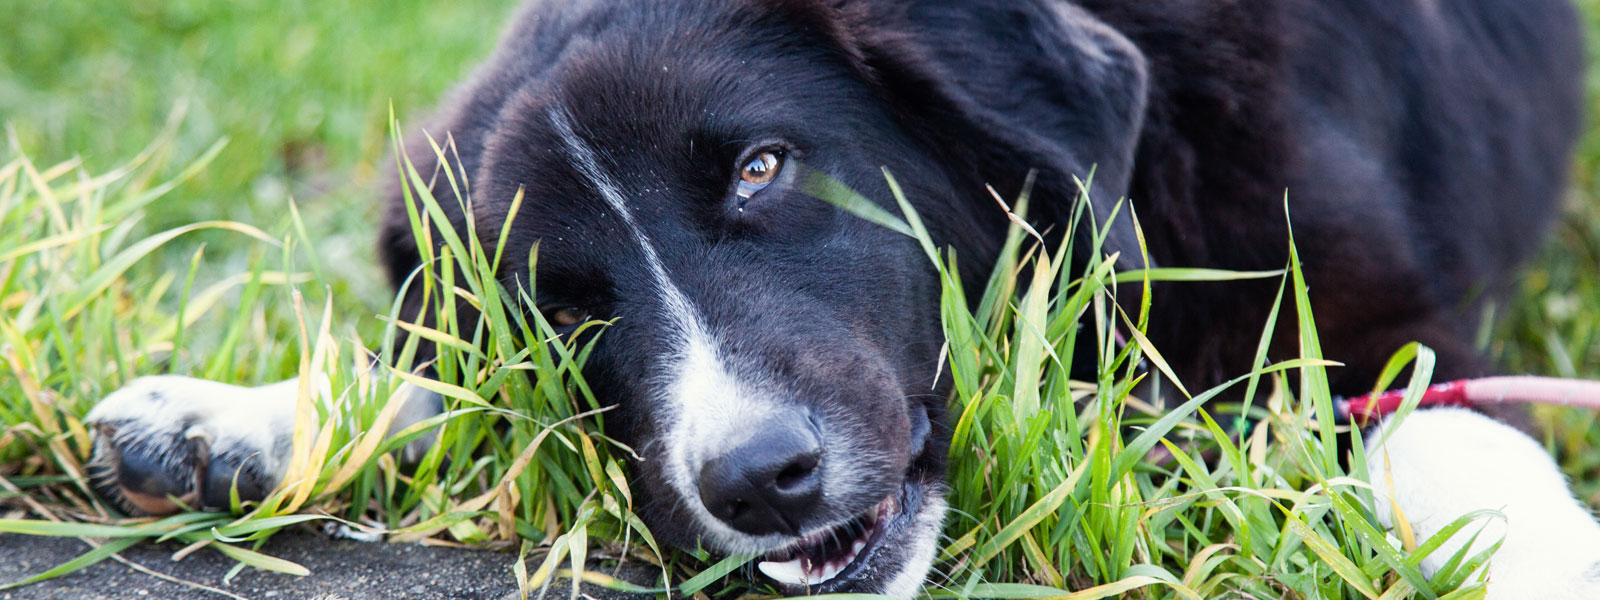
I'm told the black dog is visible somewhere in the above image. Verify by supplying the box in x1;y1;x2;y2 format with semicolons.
88;0;1597;597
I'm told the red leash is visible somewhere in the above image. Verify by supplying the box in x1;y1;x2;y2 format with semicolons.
1339;376;1600;426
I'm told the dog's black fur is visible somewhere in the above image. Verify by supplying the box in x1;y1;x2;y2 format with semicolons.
377;0;1584;594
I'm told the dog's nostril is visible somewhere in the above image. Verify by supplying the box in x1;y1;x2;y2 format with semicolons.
908;403;933;458
774;453;820;491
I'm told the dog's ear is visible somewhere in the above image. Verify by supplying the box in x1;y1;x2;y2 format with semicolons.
835;0;1150;264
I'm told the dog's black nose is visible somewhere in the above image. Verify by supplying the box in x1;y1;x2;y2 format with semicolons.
697;412;824;535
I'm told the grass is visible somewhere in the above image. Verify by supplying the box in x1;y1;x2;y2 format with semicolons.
2;0;1599;598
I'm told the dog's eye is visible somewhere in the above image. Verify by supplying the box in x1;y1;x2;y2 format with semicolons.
546;307;590;328
735;151;783;198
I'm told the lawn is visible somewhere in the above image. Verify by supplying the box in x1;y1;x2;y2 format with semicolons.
2;0;1598;598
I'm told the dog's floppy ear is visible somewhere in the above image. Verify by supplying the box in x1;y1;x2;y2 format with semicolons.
844;0;1149;264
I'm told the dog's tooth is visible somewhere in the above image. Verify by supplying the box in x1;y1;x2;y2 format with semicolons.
815;560;845;583
758;559;811;587
852;539;866;556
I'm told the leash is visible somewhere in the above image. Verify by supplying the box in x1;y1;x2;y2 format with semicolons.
1337;376;1600;427
1110;325;1600;428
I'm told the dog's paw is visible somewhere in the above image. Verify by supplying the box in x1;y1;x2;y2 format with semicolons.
1366;408;1600;600
86;376;304;515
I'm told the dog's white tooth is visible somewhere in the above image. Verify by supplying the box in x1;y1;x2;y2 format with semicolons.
758;559;810;587
816;560;845;583
852;539;866;555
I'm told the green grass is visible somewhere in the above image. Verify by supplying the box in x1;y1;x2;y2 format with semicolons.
2;0;1599;598
1;0;518;322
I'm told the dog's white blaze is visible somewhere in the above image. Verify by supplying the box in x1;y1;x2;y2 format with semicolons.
1366;408;1600;599
883;492;948;600
551;107;784;551
547;108;676;286
671;330;770;454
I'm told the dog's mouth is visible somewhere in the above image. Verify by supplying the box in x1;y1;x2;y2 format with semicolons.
753;471;940;596
756;492;901;587
751;404;940;594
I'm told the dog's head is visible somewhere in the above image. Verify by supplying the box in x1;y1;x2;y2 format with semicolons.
382;0;1147;595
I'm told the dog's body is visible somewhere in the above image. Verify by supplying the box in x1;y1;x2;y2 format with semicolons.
85;0;1600;597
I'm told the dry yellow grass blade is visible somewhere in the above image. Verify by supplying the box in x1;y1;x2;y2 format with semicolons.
1381;450;1419;552
1040;574;1201;600
388;366;493;408
279;290;337;515
1180;543;1238;589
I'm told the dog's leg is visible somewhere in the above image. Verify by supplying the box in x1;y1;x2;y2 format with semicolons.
86;374;442;515
1365;408;1600;599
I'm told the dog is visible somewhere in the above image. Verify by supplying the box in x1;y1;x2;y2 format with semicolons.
83;0;1600;597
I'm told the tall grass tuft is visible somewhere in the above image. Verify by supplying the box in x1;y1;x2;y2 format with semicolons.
810;168;1501;599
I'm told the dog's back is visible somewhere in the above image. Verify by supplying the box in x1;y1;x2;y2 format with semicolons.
1078;0;1586;391
1283;0;1585;387
1286;0;1583;289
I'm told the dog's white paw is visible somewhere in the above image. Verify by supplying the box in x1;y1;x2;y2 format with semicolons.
86;373;445;515
86;376;306;514
1366;408;1600;600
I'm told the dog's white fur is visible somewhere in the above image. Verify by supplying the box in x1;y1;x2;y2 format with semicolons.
1365;408;1600;598
883;492;947;599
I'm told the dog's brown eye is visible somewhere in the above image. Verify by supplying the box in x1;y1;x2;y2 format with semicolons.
742;152;781;184
736;151;783;198
548;307;589;328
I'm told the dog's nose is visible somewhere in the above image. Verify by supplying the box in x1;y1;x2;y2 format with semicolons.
697;412;824;535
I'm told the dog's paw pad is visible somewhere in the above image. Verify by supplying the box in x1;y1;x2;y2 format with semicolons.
87;376;298;515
